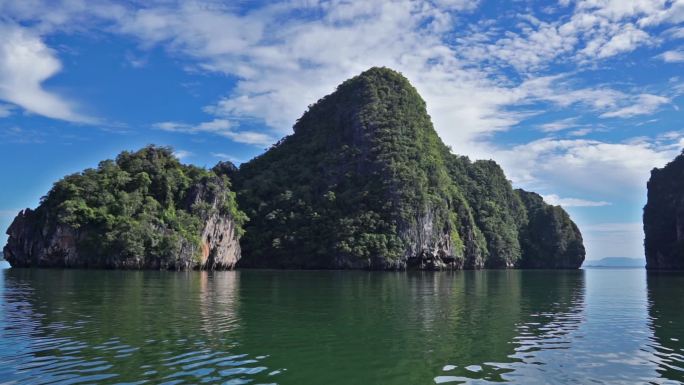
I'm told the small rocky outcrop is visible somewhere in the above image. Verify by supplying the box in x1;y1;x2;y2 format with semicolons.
644;151;684;270
3;146;245;270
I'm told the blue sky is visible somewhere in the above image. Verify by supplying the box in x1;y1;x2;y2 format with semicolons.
1;0;683;261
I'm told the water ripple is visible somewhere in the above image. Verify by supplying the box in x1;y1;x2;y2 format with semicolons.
1;268;684;384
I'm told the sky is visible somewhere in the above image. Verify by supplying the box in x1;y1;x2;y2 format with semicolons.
0;0;683;261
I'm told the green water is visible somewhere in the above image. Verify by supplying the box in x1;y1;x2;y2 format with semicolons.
0;266;682;384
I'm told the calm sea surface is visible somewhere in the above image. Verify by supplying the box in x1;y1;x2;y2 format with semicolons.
1;264;683;385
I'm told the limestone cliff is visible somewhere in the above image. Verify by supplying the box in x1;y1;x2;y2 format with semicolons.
644;151;684;270
515;190;585;269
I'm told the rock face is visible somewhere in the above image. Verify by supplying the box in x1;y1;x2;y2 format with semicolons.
5;212;81;267
644;152;684;270
234;67;585;270
515;190;585;269
182;179;243;270
3;146;245;270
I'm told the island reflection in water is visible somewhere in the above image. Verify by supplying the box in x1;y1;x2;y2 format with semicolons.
0;267;682;384
648;271;684;383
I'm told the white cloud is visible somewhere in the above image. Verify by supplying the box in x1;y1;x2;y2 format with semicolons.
658;49;684;62
576;0;669;22
494;134;681;198
124;51;148;68
665;26;684;39
456;0;672;71
0;1;127;34
153;118;274;146
211;152;243;164
0;23;93;123
542;194;611;207
525;80;625;110
585;24;652;59
539;118;579;132
518;77;671;121
432;0;481;11
458;19;578;72
569;128;594;136
155;118;233;134
172;150;192;160
638;0;684;26
599;94;670;118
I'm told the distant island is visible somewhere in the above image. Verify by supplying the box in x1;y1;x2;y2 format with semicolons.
583;257;645;268
3;68;586;271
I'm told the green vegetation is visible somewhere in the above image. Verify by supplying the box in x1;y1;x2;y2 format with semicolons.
445;156;527;267
28;146;245;266
516;190;585;268
234;67;584;269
